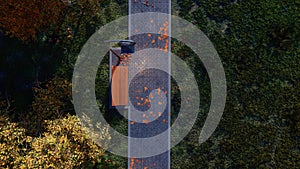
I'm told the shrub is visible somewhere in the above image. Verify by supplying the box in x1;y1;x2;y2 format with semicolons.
0;115;111;168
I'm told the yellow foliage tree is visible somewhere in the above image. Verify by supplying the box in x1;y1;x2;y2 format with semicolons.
0;115;111;168
0;117;30;167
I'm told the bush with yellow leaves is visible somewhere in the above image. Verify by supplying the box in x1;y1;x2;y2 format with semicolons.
0;116;30;167
0;115;111;168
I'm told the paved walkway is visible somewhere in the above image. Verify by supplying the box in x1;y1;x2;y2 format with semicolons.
128;0;171;168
